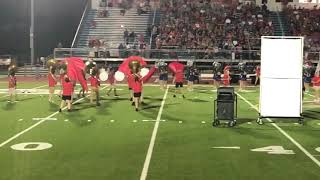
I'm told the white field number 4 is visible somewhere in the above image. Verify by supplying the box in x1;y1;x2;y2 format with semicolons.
251;146;295;155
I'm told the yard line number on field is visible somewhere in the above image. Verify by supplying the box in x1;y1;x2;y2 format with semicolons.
236;92;320;168
0;86;108;148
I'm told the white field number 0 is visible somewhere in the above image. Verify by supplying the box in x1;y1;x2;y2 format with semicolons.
251;146;295;155
11;142;52;151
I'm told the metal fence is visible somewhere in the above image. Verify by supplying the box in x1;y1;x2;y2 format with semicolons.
54;47;320;63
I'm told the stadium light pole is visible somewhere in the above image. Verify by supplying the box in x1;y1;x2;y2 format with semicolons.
30;0;35;65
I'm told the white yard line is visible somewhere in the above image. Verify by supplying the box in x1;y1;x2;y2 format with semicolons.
236;92;320;168
140;86;169;180
305;92;314;97
0;86;107;148
0;84;47;99
211;146;241;149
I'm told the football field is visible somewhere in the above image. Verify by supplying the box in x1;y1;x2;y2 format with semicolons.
0;82;319;180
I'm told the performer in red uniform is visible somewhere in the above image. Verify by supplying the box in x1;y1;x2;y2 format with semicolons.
59;75;74;112
127;67;156;111
173;68;185;98
8;73;17;103
312;71;320;103
88;73;101;106
48;67;57;102
255;65;260;86
127;77;134;102
223;65;231;87
58;72;65;97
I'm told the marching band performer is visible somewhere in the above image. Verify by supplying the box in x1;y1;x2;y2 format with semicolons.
172;68;185;98
59;75;74;112
312;71;320;103
255;65;260;86
127;65;157;111
88;68;101;106
223;65;231;87
212;62;222;89
238;62;247;91
8;67;17;103
158;61;168;91
48;66;57;102
303;61;312;92
106;66;119;97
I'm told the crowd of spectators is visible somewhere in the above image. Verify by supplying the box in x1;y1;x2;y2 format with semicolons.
152;0;273;58
283;5;320;60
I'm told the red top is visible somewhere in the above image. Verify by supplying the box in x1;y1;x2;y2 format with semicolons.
62;81;74;96
8;75;16;88
312;76;320;86
89;76;99;87
128;74;143;93
256;66;261;77
48;73;57;87
127;67;156;93
175;69;184;83
223;71;230;86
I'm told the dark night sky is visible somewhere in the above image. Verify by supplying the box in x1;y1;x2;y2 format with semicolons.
0;0;87;63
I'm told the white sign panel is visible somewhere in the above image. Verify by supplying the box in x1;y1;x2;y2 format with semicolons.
260;37;303;118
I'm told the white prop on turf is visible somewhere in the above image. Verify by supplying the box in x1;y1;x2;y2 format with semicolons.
140;68;149;77
115;71;125;81
99;71;109;81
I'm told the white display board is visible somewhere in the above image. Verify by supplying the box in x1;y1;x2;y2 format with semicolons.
260;37;303;118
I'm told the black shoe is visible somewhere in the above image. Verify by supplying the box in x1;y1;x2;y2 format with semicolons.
106;93;110;96
59;109;62;112
173;95;176;98
135;108;139;111
131;102;135;106
67;109;71;112
141;101;147;105
130;97;133;101
114;94;119;97
96;103;101;106
182;95;185;99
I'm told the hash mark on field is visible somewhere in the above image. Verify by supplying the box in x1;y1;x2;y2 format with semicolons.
201;121;206;124
247;122;252;125
142;120;166;122
64;119;69;122
211;146;241;149
178;121;183;124
110;120;115;123
133;120;137;123
18;119;24;121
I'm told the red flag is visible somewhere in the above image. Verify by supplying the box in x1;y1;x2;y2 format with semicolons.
66;57;88;92
118;56;147;75
169;61;184;73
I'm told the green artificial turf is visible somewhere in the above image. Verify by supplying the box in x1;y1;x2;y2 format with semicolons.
0;84;319;180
